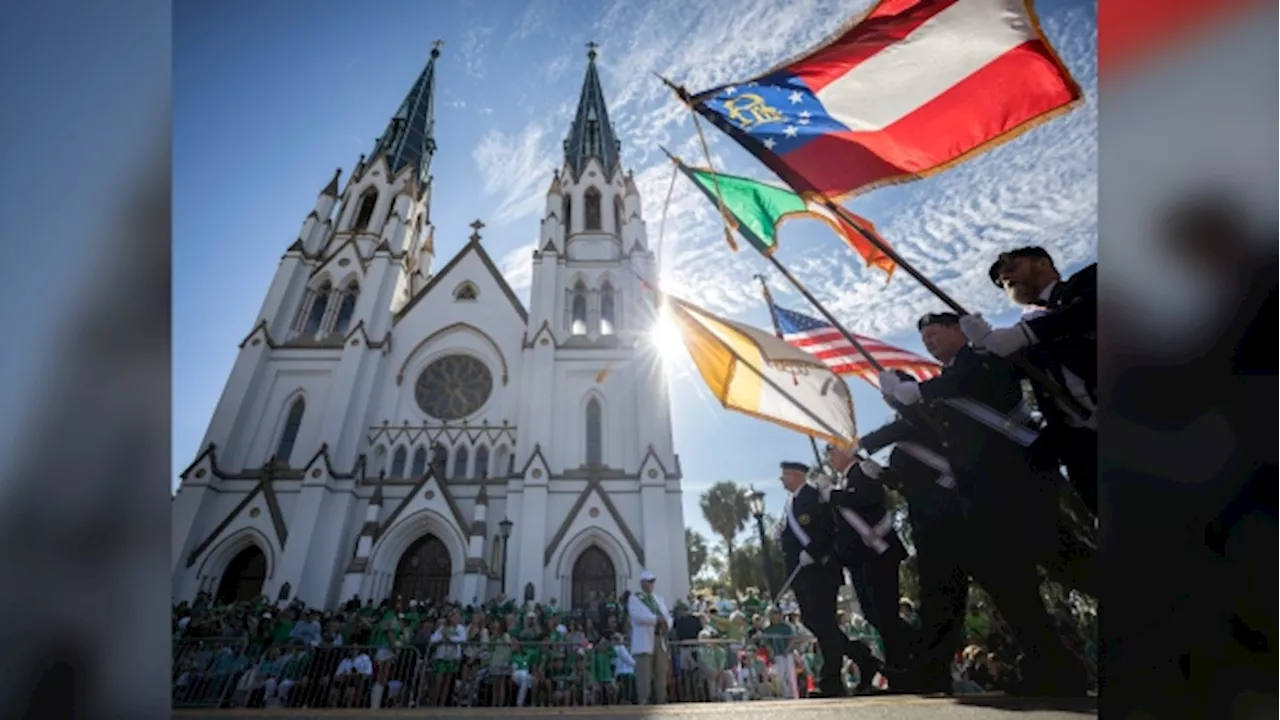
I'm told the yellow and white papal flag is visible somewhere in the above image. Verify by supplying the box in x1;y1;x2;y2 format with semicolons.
662;292;857;449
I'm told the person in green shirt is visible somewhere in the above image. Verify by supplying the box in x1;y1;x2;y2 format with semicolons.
510;641;535;707
586;637;614;705
371;613;404;663
547;653;572;706
488;621;513;707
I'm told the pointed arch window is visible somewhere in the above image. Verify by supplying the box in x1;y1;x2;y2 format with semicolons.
391;446;407;477
571;281;589;336
275;397;305;465
584;188;602;231
585;398;603;466
563;195;573;233
303;282;332;335
490;535;503;577
410;446;428;477
453;446;469;479
599;281;616;336
431;443;449;474
494;446;509;479
333;281;359;334
474;445;490;479
614;196;625;237
353;189;378;231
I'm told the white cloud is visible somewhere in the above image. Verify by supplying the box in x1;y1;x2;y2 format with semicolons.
478;0;1097;337
543;55;570;81
459;24;496;79
621;0;1096;336
449;99;466;109
783;6;1099;337
472;125;559;225
499;241;538;294
512;0;556;41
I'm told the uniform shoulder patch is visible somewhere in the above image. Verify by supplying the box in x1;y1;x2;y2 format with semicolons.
798;513;810;525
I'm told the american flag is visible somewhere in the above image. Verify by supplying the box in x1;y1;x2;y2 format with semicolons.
772;305;941;388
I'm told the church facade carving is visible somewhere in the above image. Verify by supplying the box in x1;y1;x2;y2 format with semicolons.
171;45;689;609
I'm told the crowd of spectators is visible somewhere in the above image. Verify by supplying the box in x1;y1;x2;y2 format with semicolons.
172;585;1096;709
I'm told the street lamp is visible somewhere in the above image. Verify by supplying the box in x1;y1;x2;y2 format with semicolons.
747;487;777;598
499;517;514;595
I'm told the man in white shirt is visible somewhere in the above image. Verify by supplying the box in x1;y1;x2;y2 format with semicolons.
628;570;673;704
331;647;374;707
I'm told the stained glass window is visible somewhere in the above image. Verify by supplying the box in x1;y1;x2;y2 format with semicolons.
414;355;494;420
275;397;305;465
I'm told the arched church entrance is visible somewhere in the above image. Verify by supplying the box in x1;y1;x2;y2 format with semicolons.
392;534;452;603
215;546;267;604
571;545;616;610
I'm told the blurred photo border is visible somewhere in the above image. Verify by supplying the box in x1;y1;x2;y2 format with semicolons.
0;0;1273;718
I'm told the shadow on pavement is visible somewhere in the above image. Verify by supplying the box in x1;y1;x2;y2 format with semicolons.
949;694;1097;714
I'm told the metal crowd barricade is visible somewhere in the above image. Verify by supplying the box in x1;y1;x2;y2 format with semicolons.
172;634;831;710
172;637;253;709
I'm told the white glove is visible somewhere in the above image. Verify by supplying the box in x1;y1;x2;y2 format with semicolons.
818;481;833;503
890;379;922;405
981;322;1038;356
798;550;815;567
959;313;993;344
877;370;921;405
878;370;901;394
858;459;884;480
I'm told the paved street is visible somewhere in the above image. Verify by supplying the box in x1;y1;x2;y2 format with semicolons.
175;694;1096;720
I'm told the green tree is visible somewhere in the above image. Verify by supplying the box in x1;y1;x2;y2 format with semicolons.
699;482;750;591
888;490;921;601
729;520;788;597
685;528;709;583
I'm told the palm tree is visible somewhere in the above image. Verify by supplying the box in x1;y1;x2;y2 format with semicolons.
699;482;750;591
685;528;709;583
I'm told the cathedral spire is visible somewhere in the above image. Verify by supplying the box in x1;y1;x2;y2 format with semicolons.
371;40;441;185
563;42;621;181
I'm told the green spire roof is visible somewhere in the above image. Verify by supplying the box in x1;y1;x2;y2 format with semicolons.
371;41;441;185
563;43;621;181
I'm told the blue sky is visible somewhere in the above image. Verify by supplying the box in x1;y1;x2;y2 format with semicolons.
174;0;1097;565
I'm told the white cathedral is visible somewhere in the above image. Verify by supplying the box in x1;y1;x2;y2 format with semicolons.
171;45;691;610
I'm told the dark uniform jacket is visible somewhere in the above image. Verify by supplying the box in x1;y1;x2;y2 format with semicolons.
827;462;906;566
861;417;963;530
780;483;842;585
1022;264;1098;430
914;346;1050;516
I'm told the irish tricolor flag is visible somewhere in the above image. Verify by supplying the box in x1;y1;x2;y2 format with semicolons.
671;155;897;277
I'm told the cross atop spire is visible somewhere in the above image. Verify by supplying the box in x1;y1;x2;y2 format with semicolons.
370;41;441;185
469;219;485;242
564;48;621;181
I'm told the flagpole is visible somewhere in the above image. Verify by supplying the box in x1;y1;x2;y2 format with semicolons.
761;253;886;372
752;270;885;466
662;293;856;448
659;79;1091;421
753;273;786;338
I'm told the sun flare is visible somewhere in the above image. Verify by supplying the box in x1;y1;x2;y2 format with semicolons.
648;307;685;366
